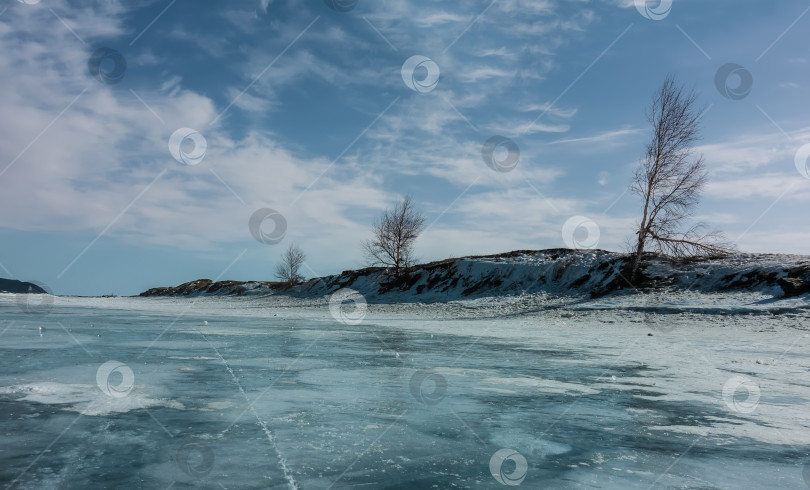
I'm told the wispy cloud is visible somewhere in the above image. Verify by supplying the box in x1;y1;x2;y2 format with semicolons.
697;128;810;174
549;128;642;145
2;0;809;293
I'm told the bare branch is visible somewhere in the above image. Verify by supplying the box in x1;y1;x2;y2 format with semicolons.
363;196;425;277
630;76;735;283
274;243;306;286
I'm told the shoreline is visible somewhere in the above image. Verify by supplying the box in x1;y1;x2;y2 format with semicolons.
6;288;810;321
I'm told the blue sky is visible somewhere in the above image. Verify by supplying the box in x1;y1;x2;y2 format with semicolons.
0;0;808;296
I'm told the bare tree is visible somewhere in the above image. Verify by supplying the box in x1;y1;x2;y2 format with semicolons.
363;196;425;277
630;76;734;282
274;243;306;286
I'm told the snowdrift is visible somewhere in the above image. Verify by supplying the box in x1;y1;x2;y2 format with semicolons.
138;249;810;302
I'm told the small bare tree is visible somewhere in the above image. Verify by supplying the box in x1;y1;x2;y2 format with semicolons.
363;196;425;277
630;76;734;282
274;243;306;286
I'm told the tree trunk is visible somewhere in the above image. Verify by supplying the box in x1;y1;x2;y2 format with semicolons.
631;234;645;284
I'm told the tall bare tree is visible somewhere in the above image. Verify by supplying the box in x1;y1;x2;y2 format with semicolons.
274;243;306;286
363;196;425;277
630;76;734;282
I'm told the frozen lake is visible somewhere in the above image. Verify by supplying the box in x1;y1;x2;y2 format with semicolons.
1;294;809;488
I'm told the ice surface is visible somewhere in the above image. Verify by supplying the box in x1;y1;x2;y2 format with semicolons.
1;293;809;489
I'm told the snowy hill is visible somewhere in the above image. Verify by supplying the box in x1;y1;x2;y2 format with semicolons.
138;249;810;302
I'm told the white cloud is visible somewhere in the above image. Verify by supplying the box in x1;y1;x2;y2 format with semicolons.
549;127;642;146
225;87;274;113
421;186;639;255
0;4;395;262
458;66;518;83
15;0;799;282
705;174;810;201
479;47;515;58
490;119;571;137
522;103;578;119
697;128;810;175
414;11;472;28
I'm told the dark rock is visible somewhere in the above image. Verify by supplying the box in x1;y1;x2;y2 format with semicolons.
461;277;504;296
787;264;810;279
720;270;780;290
569;273;591;289
778;277;810;298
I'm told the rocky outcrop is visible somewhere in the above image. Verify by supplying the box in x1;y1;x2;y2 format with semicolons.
778;277;809;298
137;250;810;302
778;264;810;298
139;279;279;297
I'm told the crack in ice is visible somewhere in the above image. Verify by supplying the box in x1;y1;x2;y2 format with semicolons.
198;330;299;490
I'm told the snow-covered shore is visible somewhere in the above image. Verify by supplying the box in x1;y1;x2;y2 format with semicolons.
137;249;810;304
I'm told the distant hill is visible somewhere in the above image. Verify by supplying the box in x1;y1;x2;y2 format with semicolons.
0;278;49;294
138;249;810;301
140;279;279;297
